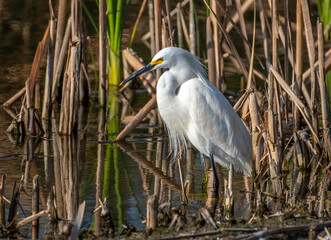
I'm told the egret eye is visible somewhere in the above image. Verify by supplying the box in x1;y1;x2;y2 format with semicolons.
151;57;163;65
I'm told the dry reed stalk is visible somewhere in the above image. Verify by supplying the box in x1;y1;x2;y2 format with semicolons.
154;131;162;197
154;0;162;54
3;24;50;108
203;0;248;80
148;0;156;57
258;0;270;70
142;0;189;50
130;0;148;47
115;96;157;142
224;164;234;220
225;0;253;33
59;47;72;134
53;0;68;72
295;0;303;132
300;0;319;145
235;0;251;67
210;0;220;89
317;20;331;157
249;92;261;173
317;169;331;217
26;80;35;135
42;14;56;122
51;117;65;220
99;0;107;108
0;174;5;227
265;0;282;197
177;153;188;204
200;208;217;229
52;17;72;101
303;49;331;83
189;0;196;54
162;18;168;48
121;49;156;94
32;175;40;239
185;144;194;194
206;17;216;86
180;11;191;47
270;65;320;144
241;0;257;117
15;210;48;229
146;194;158;229
164;0;173;46
43;137;53;214
177;3;183;48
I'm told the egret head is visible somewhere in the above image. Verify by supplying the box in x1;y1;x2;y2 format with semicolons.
120;47;186;86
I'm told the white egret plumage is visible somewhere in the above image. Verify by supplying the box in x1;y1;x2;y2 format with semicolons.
121;47;252;187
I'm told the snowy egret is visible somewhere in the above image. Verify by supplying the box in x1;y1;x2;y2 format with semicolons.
121;47;252;187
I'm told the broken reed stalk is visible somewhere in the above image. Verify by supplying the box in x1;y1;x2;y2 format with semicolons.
15;210;48;229
317;19;331;157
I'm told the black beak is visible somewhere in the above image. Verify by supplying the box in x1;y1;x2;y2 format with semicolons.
119;63;155;86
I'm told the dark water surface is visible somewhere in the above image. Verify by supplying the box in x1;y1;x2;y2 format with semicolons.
0;1;251;237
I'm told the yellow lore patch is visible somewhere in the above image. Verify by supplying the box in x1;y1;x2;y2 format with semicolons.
151;57;163;65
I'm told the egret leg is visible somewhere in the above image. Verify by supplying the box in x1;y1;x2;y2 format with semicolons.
209;153;219;191
199;152;204;175
199;152;208;190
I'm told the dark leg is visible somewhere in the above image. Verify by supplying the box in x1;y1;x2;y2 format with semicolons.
209;153;219;191
200;152;208;190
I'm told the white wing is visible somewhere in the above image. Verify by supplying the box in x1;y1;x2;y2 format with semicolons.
179;78;252;174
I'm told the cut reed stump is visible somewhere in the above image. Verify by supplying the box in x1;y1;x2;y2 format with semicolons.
146;194;158;230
